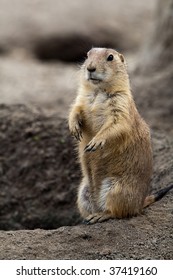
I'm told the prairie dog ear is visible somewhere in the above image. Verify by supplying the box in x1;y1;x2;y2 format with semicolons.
118;53;125;63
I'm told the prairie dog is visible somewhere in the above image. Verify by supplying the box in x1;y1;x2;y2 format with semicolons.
69;47;172;224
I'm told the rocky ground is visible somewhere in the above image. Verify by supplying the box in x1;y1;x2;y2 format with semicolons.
0;0;173;260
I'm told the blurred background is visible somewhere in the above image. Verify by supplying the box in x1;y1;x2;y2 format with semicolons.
0;0;173;231
0;0;159;115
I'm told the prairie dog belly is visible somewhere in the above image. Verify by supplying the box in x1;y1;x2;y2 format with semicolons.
85;91;108;134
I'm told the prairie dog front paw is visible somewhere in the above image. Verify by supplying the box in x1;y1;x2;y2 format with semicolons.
84;137;106;152
69;114;83;141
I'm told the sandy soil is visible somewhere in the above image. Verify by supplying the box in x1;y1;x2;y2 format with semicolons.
0;108;172;259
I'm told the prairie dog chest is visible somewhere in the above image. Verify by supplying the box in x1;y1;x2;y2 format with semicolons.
85;91;108;132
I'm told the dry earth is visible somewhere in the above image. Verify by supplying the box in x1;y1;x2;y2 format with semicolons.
0;108;172;259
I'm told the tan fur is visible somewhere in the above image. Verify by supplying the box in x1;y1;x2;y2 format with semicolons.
69;48;153;224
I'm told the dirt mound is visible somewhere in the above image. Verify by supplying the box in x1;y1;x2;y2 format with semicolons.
0;105;81;230
0;105;172;259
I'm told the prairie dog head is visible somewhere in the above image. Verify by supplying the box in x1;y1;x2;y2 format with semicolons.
80;48;127;91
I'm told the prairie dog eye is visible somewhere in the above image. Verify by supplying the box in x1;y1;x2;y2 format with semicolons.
107;54;114;61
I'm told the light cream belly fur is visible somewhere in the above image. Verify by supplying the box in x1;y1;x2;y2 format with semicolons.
84;91;108;133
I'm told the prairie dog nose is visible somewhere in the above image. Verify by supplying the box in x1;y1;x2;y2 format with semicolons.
87;66;96;73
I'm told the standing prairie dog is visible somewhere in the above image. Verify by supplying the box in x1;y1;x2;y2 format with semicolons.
69;47;172;224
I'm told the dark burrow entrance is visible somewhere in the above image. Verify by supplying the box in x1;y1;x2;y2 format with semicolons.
32;32;122;63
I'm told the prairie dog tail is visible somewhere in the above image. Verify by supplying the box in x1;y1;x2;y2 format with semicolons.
143;184;173;208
